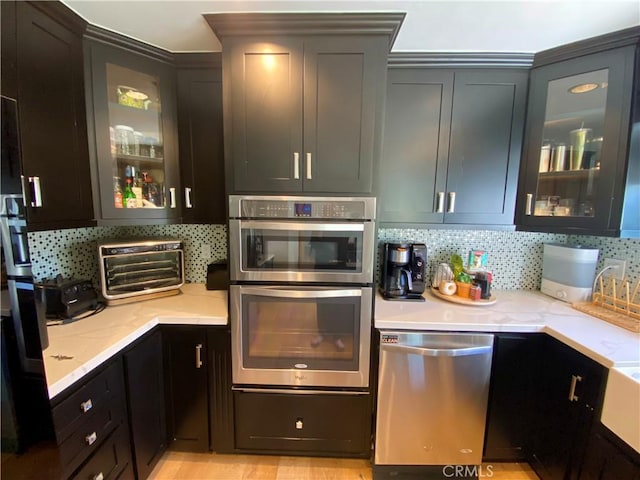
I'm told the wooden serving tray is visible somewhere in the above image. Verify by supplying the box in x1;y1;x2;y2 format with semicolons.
430;287;497;306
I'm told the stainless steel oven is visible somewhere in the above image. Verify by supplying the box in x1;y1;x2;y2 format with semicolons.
228;195;376;390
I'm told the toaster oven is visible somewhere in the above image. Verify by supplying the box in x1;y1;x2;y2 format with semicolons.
98;239;184;305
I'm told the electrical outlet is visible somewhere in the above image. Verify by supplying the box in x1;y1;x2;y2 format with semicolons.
603;258;626;280
200;243;212;259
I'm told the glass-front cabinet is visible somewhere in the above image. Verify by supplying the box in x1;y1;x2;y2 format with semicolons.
516;44;637;236
85;38;179;224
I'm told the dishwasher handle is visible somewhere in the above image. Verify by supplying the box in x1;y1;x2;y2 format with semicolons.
382;342;492;357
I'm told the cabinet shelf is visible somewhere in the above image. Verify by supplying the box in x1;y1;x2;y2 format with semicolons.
538;169;600;181
115;154;164;165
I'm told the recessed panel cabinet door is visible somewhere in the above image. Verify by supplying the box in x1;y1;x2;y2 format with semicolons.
229;38;304;192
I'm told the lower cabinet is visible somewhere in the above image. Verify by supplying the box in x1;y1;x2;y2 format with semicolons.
71;425;135;480
577;422;640;480
529;335;607;480
233;390;372;457
122;330;168;480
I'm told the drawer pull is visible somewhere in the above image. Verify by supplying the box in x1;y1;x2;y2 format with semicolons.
85;431;98;446
94;472;104;480
568;374;582;402
80;399;93;413
295;418;303;430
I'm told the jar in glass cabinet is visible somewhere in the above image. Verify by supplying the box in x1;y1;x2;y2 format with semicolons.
86;37;179;224
517;43;638;237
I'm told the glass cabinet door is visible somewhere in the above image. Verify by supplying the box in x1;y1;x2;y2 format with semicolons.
107;64;166;210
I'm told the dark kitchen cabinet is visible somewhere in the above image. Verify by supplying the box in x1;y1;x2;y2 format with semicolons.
208;327;234;454
484;333;541;461
122;329;168;480
5;1;95;231
175;54;226;224
84;28;180;225
530;335;607;480
516;28;640;237
234;390;372;457
577;422;640;480
207;13;402;195
164;326;210;452
378;64;528;226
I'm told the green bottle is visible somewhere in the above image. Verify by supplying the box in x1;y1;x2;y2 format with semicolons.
124;178;137;208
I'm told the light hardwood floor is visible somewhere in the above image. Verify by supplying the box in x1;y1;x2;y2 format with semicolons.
148;451;540;480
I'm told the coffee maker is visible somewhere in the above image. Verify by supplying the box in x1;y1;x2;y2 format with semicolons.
380;243;427;301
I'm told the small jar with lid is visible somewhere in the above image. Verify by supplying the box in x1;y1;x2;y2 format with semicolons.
114;125;134;155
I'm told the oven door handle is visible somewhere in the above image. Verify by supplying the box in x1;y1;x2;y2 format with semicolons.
238;286;363;298
238;220;365;232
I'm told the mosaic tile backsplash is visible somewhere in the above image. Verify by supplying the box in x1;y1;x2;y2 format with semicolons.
28;225;639;293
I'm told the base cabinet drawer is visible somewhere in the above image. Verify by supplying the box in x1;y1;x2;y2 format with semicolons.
71;425;134;480
234;390;371;456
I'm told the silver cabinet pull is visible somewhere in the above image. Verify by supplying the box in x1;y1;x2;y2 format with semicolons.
85;431;97;446
293;152;300;179
195;343;203;368
169;187;176;209
80;399;93;413
93;473;104;480
29;176;43;207
568;374;582;402
306;153;312;180
447;191;456;213
184;187;193;209
436;192;445;213
525;193;533;216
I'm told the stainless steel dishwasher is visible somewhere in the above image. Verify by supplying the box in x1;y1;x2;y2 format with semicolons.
374;331;494;480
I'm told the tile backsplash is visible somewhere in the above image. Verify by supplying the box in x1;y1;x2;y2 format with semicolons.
29;225;639;292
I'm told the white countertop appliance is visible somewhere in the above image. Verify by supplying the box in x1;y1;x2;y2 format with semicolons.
540;243;599;303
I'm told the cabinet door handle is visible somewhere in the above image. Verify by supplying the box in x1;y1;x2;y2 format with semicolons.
295;418;303;430
80;399;93;413
195;343;203;368
306;153;312;180
184;187;193;209
169;187;176;209
85;431;97;446
293;152;300;179
525;193;533;216
436;192;445;213
29;176;43;207
447;191;456;213
568;374;582;402
93;473;104;480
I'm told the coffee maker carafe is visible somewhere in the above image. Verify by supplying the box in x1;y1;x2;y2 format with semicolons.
381;243;427;301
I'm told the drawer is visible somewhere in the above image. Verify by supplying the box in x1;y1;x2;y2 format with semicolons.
53;359;125;443
60;395;127;478
71;424;133;480
234;390;371;455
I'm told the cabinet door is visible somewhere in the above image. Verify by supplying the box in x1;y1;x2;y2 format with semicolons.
228;37;303;193
378;69;453;224
302;36;385;193
86;39;180;223
176;56;226;224
208;327;234;454
445;69;528;225
16;2;94;230
579;424;640;480
123;330;167;480
164;327;209;452
516;46;635;235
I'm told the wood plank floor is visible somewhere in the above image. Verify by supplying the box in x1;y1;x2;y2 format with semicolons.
148;451;540;480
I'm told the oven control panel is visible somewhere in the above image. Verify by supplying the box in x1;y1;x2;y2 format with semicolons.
233;196;376;220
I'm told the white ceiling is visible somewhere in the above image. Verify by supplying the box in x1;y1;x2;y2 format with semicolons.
62;0;640;54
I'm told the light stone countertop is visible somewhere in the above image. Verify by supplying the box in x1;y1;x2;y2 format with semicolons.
43;283;227;399
375;289;640;368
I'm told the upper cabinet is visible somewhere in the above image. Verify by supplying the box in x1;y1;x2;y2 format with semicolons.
516;27;640;237
378;59;529;227
84;28;180;225
2;1;95;231
205;13;404;195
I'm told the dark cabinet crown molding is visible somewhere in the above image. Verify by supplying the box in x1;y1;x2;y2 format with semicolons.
204;12;406;50
27;0;86;34
84;24;174;64
174;52;222;69
387;52;534;68
533;25;640;67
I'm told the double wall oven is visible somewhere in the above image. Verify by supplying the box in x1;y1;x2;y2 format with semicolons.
228;195;376;390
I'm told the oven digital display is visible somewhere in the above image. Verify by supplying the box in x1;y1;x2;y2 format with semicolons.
294;203;312;217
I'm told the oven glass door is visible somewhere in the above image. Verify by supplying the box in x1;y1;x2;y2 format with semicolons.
231;285;372;388
229;220;375;283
